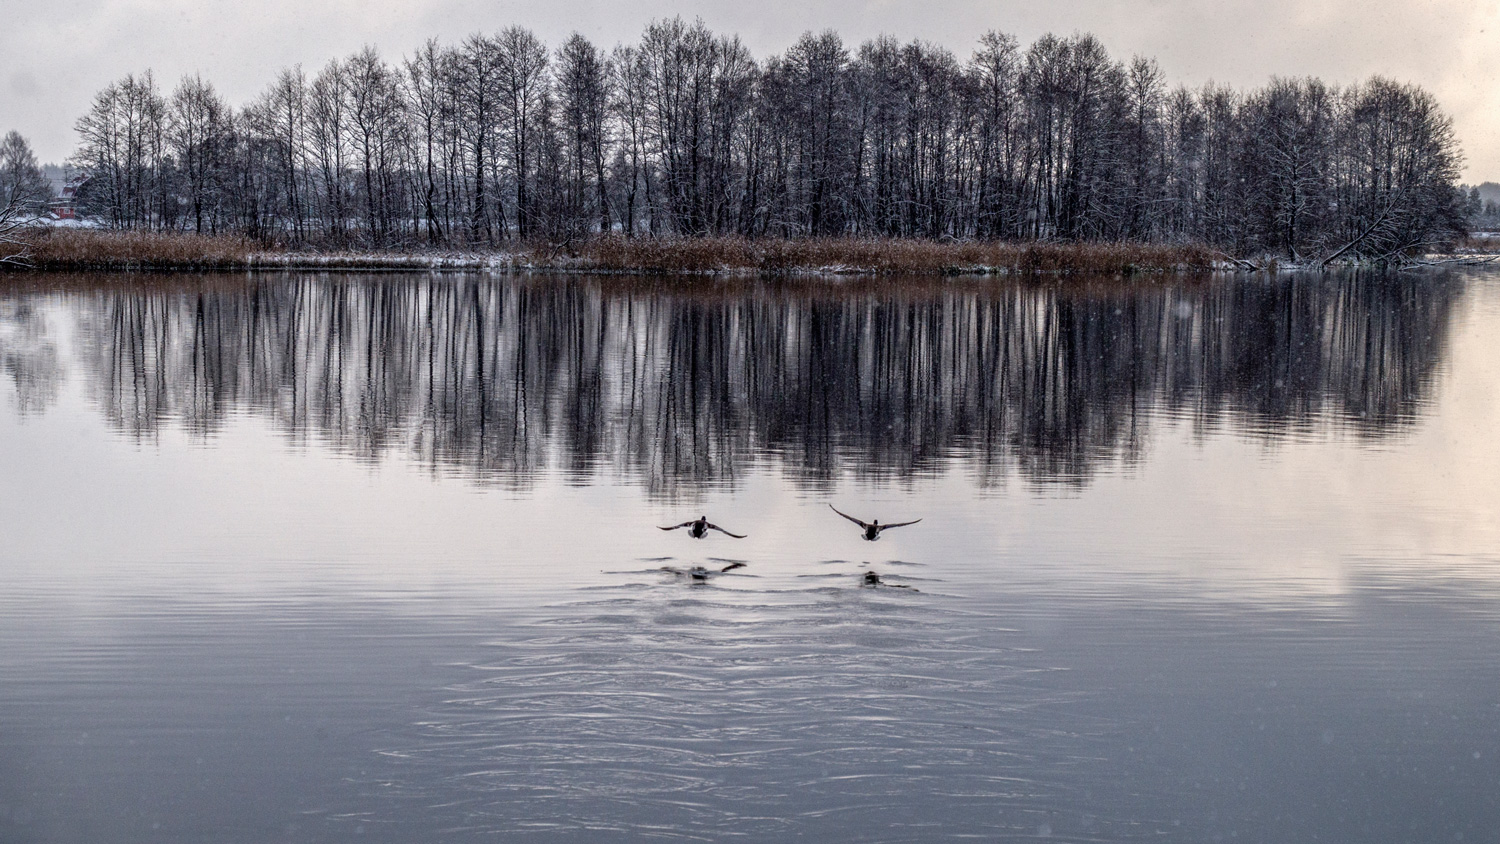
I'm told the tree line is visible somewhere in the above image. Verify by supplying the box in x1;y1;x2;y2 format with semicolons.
67;20;1466;259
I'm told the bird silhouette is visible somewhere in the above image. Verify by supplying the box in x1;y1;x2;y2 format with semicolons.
659;516;746;539
829;504;921;541
661;562;747;581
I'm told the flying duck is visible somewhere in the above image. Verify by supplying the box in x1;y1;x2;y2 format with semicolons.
829;504;921;541
659;516;746;539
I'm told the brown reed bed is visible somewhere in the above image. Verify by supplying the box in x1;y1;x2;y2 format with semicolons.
577;236;1217;274
13;228;1219;275
24;228;261;270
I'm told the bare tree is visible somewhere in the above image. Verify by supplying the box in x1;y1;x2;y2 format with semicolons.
556;33;612;238
0;131;51;216
968;32;1022;238
307;59;353;242
403;40;452;244
59;24;1468;261
457;33;502;243
1241;77;1335;258
786;31;853;236
1121;56;1166;239
1;194;34;267
73;72;167;228
343;46;405;245
0;130;44;266
244;66;310;241
609;44;650;236
495;26;549;241
167;75;234;233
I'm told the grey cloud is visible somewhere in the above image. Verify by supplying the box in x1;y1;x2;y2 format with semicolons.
9;71;40;99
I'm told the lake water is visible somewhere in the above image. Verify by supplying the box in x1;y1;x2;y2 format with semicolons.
2;269;1499;843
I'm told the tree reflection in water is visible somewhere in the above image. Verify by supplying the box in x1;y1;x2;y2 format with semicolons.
0;299;63;416
72;271;1459;495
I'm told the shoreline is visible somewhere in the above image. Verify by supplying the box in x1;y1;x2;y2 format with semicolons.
5;228;1488;276
7;229;1220;275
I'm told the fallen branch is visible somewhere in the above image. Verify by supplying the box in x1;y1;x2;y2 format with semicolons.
1378;240;1454;265
1320;193;1401;268
1210;249;1260;271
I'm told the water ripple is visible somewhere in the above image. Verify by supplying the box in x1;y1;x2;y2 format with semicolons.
365;577;1115;841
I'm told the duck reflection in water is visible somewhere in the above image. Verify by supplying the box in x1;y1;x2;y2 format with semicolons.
661;562;748;582
659;516;747;539
830;505;922;541
862;571;916;590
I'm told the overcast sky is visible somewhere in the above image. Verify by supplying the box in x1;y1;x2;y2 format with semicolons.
5;0;1498;180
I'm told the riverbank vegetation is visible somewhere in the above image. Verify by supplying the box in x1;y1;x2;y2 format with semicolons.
1;131;49;268
22;229;1216;274
0;205;30;269
25;229;259;271
31;19;1471;270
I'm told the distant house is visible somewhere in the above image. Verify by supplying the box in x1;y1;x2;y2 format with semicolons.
44;171;89;221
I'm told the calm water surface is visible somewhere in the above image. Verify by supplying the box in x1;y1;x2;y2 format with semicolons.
2;270;1499;842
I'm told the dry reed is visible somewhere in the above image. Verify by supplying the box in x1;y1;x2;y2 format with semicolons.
27;228;258;270
16;228;1218;275
575;236;1216;274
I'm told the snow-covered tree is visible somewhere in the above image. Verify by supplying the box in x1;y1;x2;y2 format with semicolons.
0;131;48;267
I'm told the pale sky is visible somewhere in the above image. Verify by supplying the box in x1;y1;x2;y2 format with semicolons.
5;0;1499;180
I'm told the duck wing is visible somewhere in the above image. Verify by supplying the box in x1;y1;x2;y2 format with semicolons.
659;521;697;531
719;562;747;572
880;518;923;530
705;523;746;538
829;504;872;529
